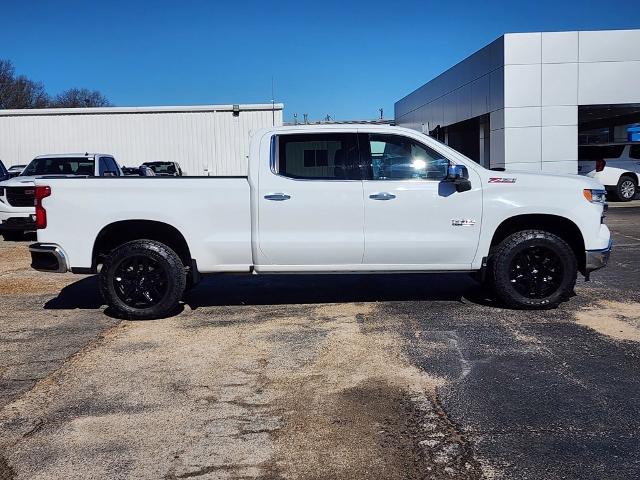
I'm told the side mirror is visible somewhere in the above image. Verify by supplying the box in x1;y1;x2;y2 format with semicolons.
446;163;472;192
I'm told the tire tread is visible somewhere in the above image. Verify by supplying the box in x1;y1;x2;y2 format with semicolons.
99;239;186;319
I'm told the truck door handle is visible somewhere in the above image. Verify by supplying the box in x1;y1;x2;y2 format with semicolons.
369;192;396;201
264;193;291;201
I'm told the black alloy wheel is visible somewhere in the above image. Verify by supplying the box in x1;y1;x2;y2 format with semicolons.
113;255;169;308
508;245;562;299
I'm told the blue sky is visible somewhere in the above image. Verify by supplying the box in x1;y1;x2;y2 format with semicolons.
2;0;638;121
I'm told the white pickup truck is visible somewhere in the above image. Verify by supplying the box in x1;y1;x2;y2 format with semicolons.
0;153;122;239
29;125;612;319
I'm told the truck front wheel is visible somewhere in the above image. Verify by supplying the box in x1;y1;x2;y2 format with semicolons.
491;230;577;309
100;240;187;319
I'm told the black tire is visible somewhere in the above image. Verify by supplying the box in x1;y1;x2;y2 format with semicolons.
99;240;186;319
491;230;577;309
614;175;637;202
2;230;23;241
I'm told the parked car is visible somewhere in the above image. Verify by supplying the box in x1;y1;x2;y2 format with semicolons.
578;143;640;201
142;161;183;176
0;160;8;182
7;165;26;178
29;125;611;319
122;166;156;176
0;153;122;240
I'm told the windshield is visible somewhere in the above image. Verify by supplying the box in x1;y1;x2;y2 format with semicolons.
144;162;176;174
22;157;95;176
578;145;626;160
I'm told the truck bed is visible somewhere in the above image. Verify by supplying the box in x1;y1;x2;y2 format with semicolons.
35;177;253;272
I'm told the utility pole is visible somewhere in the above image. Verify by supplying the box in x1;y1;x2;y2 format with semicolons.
379;108;384;120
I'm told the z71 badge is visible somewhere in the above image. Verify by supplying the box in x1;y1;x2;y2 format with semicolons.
488;177;516;183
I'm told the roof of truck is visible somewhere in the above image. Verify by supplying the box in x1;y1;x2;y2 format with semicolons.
33;153;112;159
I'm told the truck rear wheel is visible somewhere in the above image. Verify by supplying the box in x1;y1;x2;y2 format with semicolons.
100;240;186;319
491;230;577;309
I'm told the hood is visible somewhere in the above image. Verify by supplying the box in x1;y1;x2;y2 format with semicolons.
0;176;37;187
485;168;605;190
0;175;83;187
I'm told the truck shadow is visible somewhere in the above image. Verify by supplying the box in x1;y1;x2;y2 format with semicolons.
43;273;496;316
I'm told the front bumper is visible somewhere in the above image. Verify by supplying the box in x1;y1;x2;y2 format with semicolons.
1;215;36;231
29;243;69;273
0;207;35;231
585;239;612;274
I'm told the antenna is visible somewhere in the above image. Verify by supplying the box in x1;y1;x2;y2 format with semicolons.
271;76;275;126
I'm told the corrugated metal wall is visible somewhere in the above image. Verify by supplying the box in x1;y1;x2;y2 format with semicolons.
0;105;283;176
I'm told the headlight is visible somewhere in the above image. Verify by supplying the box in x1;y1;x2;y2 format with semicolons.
583;188;607;204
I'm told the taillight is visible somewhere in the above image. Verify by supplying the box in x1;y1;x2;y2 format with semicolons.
596;159;606;172
34;186;51;229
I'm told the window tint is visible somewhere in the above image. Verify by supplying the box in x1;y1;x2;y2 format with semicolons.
366;134;448;180
100;157;120;176
143;162;177;174
106;157;120;175
99;157;108;176
276;134;359;180
630;145;640;159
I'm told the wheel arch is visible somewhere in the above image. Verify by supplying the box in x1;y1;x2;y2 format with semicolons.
620;171;638;185
92;220;192;269
489;214;586;273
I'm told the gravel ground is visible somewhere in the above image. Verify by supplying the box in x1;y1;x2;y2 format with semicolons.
0;207;639;480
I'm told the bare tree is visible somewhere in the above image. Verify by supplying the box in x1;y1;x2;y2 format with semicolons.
9;76;49;108
0;60;14;105
0;59;112;109
51;88;112;108
0;60;50;109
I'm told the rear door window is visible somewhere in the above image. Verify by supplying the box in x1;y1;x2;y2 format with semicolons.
630;145;640;159
275;133;360;180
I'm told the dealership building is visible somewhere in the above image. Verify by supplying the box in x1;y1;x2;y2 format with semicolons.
395;29;640;173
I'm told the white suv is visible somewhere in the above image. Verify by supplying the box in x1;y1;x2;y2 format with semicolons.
578;143;640;201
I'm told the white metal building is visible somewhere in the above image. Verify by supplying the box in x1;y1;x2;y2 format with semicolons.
395;29;640;174
0;103;284;176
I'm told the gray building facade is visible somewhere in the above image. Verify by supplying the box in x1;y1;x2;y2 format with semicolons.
395;29;640;174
